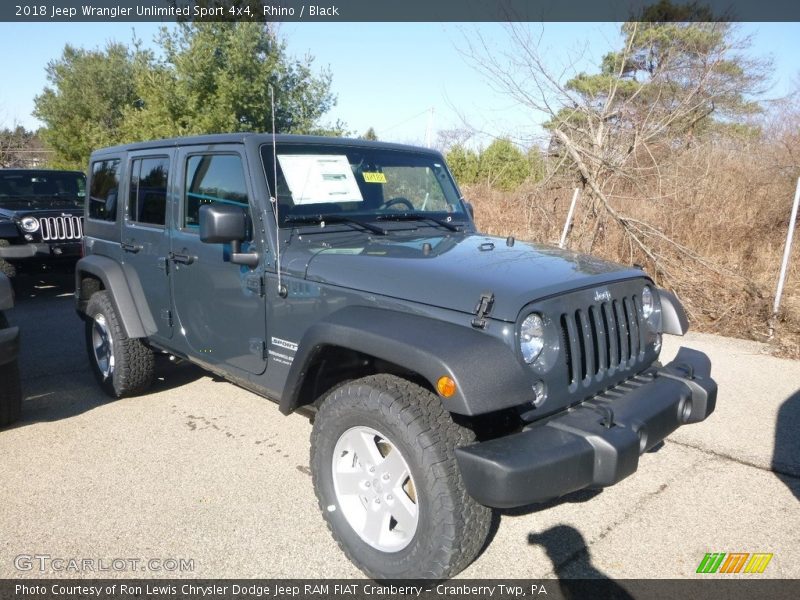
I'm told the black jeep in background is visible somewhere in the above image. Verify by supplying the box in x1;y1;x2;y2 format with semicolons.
0;169;86;277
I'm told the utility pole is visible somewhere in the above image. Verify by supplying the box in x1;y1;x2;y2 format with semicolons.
559;188;581;248
770;177;800;337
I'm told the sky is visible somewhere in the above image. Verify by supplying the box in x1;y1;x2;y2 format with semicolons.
0;21;798;149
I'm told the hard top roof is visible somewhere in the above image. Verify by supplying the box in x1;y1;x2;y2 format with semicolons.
0;168;84;175
90;133;441;157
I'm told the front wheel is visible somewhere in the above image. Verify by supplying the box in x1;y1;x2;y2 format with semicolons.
85;291;154;398
310;374;491;579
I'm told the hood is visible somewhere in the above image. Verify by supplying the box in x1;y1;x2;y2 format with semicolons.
0;196;83;218
296;232;646;321
0;199;83;218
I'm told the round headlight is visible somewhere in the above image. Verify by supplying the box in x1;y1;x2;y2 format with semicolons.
520;313;545;364
20;217;39;233
641;286;654;319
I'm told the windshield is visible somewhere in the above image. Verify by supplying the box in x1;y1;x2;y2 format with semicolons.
0;170;86;203
260;143;465;228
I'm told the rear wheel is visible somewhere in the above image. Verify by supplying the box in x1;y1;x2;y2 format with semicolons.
85;291;154;398
0;313;22;427
310;374;491;579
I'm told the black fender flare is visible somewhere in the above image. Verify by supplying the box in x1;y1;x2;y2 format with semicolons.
658;288;689;336
0;220;20;241
279;306;532;416
74;255;148;338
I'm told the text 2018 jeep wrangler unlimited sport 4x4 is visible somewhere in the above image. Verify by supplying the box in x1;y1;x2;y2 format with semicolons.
75;134;716;579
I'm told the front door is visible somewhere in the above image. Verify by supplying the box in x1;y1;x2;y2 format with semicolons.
121;150;174;340
169;145;267;376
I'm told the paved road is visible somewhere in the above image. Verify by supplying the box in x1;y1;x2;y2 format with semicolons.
1;272;798;579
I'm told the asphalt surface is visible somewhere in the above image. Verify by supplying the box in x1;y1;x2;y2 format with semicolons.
0;272;798;580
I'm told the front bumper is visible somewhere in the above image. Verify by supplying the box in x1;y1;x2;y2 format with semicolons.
456;347;717;508
0;323;20;366
0;241;81;260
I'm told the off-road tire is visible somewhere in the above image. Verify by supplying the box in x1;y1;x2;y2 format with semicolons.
85;291;154;398
310;374;492;579
0;241;17;278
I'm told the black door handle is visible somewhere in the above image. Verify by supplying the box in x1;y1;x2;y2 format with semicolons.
121;241;143;253
169;251;195;265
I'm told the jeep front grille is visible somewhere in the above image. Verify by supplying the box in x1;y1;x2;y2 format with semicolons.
560;296;645;387
37;216;83;241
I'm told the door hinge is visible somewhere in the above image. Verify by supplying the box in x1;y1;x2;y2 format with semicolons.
157;256;169;273
471;292;494;329
160;309;173;327
246;275;265;297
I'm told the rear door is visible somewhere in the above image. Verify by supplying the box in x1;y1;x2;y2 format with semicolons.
121;150;174;340
169;144;267;375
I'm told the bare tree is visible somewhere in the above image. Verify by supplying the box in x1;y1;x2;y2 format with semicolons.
462;20;770;284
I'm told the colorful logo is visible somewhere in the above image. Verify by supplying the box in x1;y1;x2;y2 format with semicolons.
696;552;773;574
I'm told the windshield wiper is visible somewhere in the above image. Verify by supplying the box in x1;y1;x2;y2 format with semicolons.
375;212;463;232
284;214;388;236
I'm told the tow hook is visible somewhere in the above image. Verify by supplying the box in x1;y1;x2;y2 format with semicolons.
585;403;615;429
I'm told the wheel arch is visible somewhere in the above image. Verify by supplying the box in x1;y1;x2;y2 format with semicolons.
659;288;690;336
279;306;531;417
0;221;20;241
75;255;148;339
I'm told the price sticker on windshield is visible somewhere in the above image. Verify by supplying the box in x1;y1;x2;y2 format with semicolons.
362;172;387;184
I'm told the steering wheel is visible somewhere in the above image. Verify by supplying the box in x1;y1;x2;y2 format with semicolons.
380;197;414;211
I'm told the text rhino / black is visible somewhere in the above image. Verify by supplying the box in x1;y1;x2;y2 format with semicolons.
75;134;717;579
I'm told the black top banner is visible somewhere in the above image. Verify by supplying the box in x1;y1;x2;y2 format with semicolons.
3;0;800;23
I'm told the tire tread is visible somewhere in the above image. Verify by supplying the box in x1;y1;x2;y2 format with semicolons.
311;374;491;579
85;291;154;397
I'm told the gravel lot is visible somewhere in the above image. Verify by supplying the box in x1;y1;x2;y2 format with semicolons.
1;272;798;579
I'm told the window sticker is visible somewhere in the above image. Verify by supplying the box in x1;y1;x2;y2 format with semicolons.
277;154;363;205
362;172;387;184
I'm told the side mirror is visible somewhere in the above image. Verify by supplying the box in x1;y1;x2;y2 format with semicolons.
200;203;247;243
199;204;259;267
465;201;475;220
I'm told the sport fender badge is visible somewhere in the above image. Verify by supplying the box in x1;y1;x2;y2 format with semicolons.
270;337;298;352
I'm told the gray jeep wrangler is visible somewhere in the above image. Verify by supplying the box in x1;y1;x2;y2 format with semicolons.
75;134;716;579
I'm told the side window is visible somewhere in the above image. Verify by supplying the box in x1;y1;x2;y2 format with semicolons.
88;159;120;221
129;157;169;226
184;154;249;229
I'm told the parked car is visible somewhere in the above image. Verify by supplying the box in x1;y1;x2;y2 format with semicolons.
0;168;86;277
0;272;21;426
74;134;717;579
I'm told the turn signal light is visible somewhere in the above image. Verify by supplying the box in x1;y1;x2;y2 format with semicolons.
436;376;457;398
